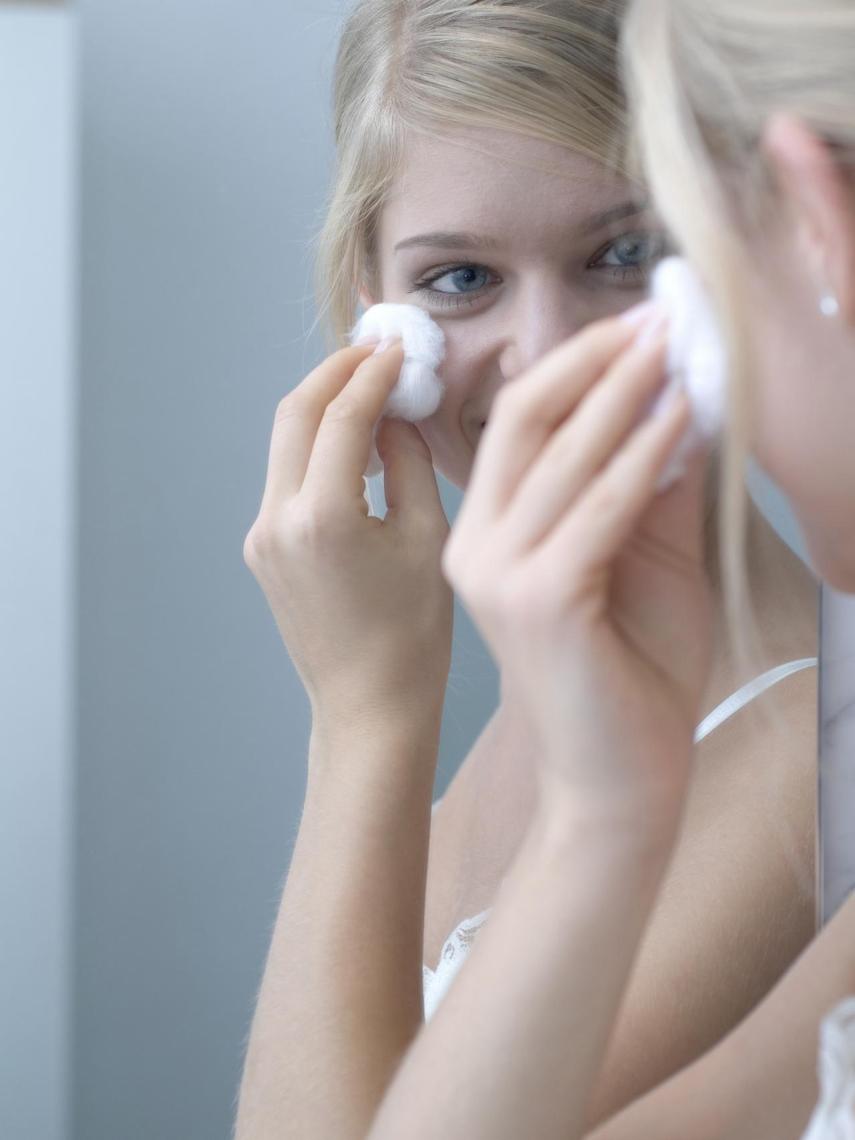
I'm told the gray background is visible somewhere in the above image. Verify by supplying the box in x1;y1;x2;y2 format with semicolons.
0;9;75;1140
75;4;493;1139
1;3;812;1140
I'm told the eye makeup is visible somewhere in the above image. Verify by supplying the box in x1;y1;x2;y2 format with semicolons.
407;228;670;311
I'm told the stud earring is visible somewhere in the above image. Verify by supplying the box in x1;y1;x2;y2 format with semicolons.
819;290;840;319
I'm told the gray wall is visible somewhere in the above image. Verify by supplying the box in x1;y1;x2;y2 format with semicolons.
0;9;75;1140
75;3;494;1139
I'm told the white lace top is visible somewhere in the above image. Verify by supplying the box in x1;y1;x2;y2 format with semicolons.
421;658;850;1138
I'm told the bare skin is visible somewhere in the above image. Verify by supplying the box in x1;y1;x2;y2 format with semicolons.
356;125;821;1124
423;499;819;1124
235;125;825;1138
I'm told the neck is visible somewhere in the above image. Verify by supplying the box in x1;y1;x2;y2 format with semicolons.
701;497;819;718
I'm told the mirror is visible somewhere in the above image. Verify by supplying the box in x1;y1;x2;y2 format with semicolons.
5;2;851;1139
819;587;855;927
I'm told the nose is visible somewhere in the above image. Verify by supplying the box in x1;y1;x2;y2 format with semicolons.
497;284;583;382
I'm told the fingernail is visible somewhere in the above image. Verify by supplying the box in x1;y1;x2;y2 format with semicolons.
353;334;380;347
373;337;402;356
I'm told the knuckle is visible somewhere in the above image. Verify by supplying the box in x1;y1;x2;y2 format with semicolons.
243;517;279;563
323;394;368;428
242;525;259;568
245;502;341;565
286;499;340;551
274;391;310;427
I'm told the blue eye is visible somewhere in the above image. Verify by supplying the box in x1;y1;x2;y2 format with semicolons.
411;263;498;310
591;231;666;279
424;265;491;294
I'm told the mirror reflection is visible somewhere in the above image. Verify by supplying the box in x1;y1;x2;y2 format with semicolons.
237;0;820;1135
15;1;852;1138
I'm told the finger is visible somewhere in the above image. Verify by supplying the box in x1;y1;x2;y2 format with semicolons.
301;342;406;511
539;387;695;590
633;440;712;571
377;419;448;527
464;316;639;523
499;332;671;552
261;344;376;506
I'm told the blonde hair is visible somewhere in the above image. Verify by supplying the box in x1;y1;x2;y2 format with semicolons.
314;0;628;346
620;0;855;685
313;0;739;648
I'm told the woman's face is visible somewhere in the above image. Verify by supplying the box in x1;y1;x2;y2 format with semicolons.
364;127;666;488
737;238;855;592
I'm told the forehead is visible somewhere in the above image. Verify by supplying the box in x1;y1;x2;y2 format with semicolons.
378;126;635;250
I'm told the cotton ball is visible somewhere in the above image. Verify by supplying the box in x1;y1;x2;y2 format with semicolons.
647;257;728;492
349;303;447;477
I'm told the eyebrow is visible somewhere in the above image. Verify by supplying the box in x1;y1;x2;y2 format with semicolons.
393;201;650;253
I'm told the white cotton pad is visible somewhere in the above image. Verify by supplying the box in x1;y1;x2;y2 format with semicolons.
645;256;728;492
348;303;447;477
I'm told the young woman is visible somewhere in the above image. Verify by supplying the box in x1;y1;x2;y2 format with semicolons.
233;1;822;1137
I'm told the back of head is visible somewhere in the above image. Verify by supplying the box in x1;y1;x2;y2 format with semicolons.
622;0;855;261
621;0;855;674
316;0;628;344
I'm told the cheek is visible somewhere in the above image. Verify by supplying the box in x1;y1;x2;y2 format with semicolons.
741;295;812;482
412;330;489;488
440;320;492;371
747;318;855;586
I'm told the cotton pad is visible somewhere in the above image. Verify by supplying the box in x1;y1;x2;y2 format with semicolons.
348;303;447;477
645;256;727;492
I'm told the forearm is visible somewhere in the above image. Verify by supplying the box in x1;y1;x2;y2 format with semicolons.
234;707;443;1140
367;791;681;1140
587;890;855;1140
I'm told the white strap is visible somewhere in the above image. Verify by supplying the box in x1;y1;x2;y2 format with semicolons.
432;658;818;808
694;657;817;743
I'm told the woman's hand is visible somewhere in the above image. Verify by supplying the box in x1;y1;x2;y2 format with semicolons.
442;310;715;828
243;341;453;729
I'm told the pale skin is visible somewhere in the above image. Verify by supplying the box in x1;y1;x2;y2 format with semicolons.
234;121;843;1139
381;131;818;1125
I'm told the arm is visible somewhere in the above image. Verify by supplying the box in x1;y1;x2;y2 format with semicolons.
587;886;855;1140
233;708;442;1140
458;671;816;1130
366;791;682;1140
235;341;454;1138
585;663;817;1125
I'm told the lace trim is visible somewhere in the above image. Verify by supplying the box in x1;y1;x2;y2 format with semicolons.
422;909;491;1021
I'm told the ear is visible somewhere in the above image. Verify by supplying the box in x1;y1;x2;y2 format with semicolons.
762;112;855;323
766;111;855;323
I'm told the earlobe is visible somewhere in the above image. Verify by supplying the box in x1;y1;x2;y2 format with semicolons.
763;113;855;324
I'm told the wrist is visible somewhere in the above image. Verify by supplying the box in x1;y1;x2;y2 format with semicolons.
311;687;445;746
529;778;682;872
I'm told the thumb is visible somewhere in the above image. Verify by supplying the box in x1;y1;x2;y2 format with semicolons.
375;418;446;523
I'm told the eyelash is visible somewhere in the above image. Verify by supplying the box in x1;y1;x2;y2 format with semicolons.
409;232;666;311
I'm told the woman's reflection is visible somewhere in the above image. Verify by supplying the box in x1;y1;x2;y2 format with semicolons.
235;1;818;1135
